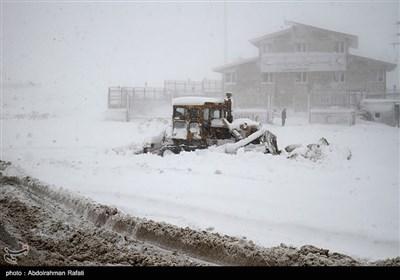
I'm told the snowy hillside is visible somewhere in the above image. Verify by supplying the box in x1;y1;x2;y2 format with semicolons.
1;87;399;261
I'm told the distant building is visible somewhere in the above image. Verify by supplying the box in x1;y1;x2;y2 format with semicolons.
360;99;400;127
213;20;397;111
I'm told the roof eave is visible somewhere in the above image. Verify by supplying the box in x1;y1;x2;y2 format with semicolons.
349;54;397;71
213;57;258;73
249;27;293;47
285;20;358;49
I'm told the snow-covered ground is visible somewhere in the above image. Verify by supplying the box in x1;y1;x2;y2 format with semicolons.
1;87;399;261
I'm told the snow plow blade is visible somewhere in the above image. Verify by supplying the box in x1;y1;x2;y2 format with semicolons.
225;128;279;155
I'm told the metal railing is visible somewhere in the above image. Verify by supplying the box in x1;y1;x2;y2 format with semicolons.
164;79;222;97
310;89;400;110
108;79;223;110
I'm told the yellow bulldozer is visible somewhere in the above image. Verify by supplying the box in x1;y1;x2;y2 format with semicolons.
143;92;279;156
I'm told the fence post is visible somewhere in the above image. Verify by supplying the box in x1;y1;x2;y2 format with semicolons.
267;94;271;124
384;83;387;99
293;95;296;112
348;91;351;109
108;88;110;108
126;94;130;122
308;94;311;124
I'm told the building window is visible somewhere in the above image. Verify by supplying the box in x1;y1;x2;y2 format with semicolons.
295;72;307;83
224;72;236;84
370;70;384;82
262;72;274;84
332;71;346;83
334;41;346;53
295;42;307;52
262;43;274;54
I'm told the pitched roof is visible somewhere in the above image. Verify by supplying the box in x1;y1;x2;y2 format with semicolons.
349;54;396;71
213;57;258;72
250;20;358;49
249;27;293;47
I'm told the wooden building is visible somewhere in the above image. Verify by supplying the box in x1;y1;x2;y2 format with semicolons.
213;20;396;112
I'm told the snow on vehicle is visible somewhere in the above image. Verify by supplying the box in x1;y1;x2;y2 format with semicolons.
143;92;280;156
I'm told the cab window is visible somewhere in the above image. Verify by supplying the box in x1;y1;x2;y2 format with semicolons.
211;109;221;119
188;108;199;120
174;107;186;120
203;108;209;120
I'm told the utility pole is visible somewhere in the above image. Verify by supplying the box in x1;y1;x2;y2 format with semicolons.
393;21;400;47
224;1;228;64
393;21;400;98
396;20;400;127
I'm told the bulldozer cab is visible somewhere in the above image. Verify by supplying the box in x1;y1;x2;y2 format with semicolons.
142;92;279;156
171;95;233;145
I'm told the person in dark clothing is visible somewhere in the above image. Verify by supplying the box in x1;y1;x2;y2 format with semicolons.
281;108;286;126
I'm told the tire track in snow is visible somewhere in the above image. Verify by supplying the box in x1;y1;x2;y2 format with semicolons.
0;163;398;266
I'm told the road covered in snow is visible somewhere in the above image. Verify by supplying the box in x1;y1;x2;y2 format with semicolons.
1;89;399;263
0;166;398;266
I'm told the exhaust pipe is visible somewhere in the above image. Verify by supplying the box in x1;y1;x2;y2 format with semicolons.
225;92;233;123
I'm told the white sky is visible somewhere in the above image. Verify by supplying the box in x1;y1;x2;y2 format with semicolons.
2;1;399;92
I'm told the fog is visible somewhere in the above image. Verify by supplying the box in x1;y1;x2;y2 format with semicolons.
1;2;399;261
2;1;399;94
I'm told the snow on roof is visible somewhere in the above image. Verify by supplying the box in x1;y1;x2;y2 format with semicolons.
361;99;400;105
213;57;258;72
349;54;397;71
310;108;356;113
284;20;358;48
249;27;293;46
250;20;358;49
172;96;225;106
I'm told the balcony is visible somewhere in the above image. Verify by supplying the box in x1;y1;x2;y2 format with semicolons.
261;52;346;73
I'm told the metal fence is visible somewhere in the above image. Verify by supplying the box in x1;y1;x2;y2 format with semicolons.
107;79;223;119
109;82;399;120
309;89;400;110
164;79;222;97
310;93;354;109
108;87;128;109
